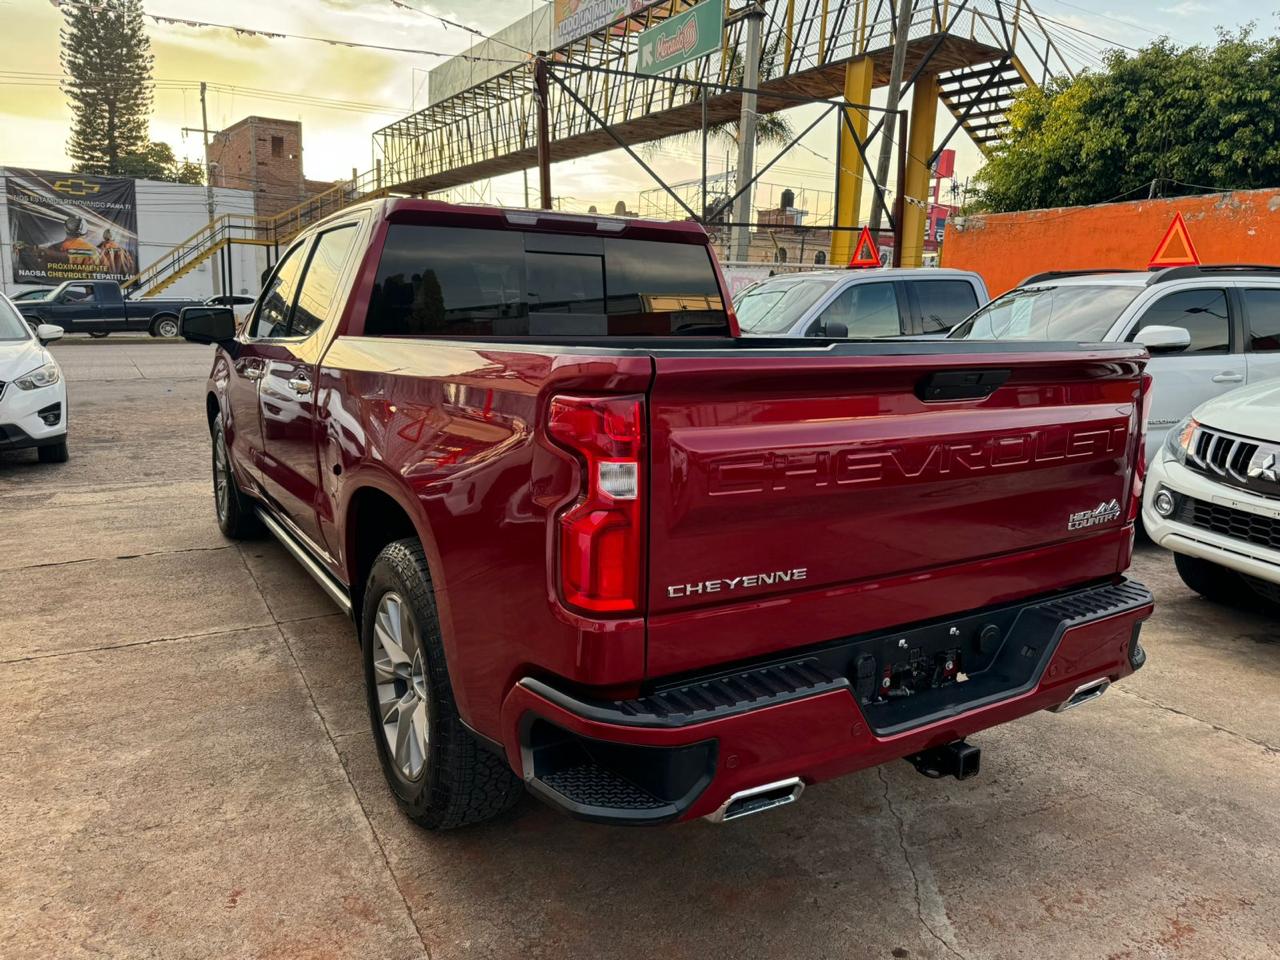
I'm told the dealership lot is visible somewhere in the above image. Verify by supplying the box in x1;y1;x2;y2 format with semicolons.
1;341;1277;960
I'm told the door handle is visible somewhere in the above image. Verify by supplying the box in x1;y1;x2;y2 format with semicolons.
1211;372;1244;384
242;365;264;381
288;375;313;396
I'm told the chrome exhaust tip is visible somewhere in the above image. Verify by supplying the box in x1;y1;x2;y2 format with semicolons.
705;777;804;823
1049;677;1111;713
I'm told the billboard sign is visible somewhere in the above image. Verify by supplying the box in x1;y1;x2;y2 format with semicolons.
636;0;723;76
553;0;659;48
4;168;138;284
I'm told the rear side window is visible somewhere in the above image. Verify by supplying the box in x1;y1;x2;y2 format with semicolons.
1243;288;1280;351
914;279;980;332
364;225;727;337
1130;289;1229;354
290;225;359;339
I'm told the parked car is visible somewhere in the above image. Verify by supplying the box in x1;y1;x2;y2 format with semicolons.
1145;380;1280;611
0;293;68;463
949;265;1280;463
14;280;201;338
9;287;56;303
735;267;988;338
183;197;1153;829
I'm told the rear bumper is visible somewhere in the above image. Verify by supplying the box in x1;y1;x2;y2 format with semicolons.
500;578;1153;825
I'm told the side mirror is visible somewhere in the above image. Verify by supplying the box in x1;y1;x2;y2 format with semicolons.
35;323;64;344
823;320;850;338
180;306;237;345
1134;324;1191;354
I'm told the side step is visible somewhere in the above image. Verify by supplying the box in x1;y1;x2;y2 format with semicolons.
255;507;352;615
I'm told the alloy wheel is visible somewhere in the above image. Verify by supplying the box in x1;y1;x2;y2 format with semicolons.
213;431;230;522
157;318;179;338
372;591;430;781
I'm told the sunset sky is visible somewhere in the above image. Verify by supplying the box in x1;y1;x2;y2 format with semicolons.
0;0;1262;218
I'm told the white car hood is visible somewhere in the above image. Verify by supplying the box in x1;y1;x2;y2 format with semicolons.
1194;379;1280;443
0;339;48;381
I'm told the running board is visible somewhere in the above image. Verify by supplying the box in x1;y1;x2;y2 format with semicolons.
255;508;352;615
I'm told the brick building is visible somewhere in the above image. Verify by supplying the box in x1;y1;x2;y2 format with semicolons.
206;117;333;219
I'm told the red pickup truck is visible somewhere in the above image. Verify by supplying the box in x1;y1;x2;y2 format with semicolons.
182;198;1154;828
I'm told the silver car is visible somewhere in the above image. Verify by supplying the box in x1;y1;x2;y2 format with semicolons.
735;268;989;339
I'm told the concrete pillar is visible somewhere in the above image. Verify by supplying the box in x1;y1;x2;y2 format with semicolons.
831;58;875;267
900;73;940;268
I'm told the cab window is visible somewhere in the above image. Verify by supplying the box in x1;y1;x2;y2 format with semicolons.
1243;288;1280;352
249;241;308;339
1128;289;1230;354
815;282;901;338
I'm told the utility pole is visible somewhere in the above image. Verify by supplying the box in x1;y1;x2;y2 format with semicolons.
731;1;765;261
181;81;222;294
534;53;552;210
868;0;914;238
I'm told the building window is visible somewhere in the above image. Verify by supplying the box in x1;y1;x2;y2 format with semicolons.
271;136;284;158
814;251;827;265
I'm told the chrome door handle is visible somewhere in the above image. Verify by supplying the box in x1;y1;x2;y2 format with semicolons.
1211;372;1244;384
242;365;264;381
288;375;313;396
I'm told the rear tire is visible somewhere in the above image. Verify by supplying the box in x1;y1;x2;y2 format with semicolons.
37;439;68;463
152;315;179;338
88;331;109;339
361;538;523;830
211;413;262;539
1174;553;1255;607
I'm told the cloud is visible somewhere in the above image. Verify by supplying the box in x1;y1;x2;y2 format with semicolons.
1159;1;1210;16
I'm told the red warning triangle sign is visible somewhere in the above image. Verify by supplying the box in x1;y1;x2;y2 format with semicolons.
1148;212;1200;269
849;226;880;268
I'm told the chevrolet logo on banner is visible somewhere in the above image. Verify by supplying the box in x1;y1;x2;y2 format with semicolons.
52;178;101;196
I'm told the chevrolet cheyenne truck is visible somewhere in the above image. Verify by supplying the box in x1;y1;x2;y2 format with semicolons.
16;280;199;338
182;198;1155;829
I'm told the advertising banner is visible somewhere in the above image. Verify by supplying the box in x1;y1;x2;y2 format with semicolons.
636;0;723;75
4;168;139;284
553;0;660;48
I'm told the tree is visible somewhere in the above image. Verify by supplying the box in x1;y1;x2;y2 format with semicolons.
116;141;205;184
975;31;1280;213
61;0;155;175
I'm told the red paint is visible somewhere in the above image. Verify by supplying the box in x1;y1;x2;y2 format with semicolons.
1148;211;1201;268
204;197;1154;820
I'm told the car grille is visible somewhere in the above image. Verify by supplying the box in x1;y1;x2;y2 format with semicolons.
1186;426;1280;499
1174;495;1280;552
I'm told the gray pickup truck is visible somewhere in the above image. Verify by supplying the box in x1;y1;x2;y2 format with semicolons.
15;280;200;338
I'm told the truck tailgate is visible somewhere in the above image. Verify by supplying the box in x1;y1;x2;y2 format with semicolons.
645;344;1147;677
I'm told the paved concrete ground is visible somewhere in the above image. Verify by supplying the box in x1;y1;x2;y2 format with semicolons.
2;341;1277;960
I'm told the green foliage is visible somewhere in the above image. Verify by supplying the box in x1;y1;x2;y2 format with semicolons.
61;0;154;174
976;31;1280;212
116;141;205;184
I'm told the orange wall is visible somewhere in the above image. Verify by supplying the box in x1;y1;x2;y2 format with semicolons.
942;188;1280;296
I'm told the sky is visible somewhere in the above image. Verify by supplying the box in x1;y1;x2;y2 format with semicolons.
0;0;1272;218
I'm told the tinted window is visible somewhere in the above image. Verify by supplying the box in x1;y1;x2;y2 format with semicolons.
817;282;901;338
1131;289;1229;354
290;225;358;338
951;285;1140;341
250;242;308;339
64;283;95;302
365;225;727;338
914;279;980;332
1243;288;1280;352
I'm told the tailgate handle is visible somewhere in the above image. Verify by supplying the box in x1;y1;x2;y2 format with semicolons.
917;369;1010;402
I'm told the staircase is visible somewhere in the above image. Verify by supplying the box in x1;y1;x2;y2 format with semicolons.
124;170;389;299
937;57;1031;154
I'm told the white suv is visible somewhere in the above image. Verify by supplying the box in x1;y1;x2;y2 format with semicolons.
949;265;1280;464
0;293;68;463
1145;381;1280;610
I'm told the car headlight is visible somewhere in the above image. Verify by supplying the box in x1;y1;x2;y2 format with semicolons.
1164;415;1198;464
13;360;61;390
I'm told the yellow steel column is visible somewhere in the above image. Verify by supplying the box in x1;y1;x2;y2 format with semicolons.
830;57;874;266
899;73;940;268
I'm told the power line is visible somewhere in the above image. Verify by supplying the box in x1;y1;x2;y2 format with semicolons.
383;0;535;58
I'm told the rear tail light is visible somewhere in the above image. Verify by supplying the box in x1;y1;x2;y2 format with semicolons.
1129;372;1154;523
547;395;645;615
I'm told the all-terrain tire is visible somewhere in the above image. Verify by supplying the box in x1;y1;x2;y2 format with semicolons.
361;538;523;829
211;413;262;539
1174;553;1255;607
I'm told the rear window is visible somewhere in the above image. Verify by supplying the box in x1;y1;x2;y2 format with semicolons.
365;225;727;337
914;278;980;332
